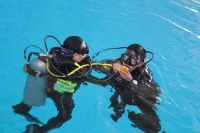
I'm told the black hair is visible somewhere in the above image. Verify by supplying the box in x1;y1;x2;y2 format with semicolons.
127;44;146;62
62;36;83;53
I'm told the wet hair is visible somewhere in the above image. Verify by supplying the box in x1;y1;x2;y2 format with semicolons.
62;36;83;53
127;44;146;62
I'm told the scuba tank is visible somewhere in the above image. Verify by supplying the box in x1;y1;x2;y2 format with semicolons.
22;56;54;107
22;40;56;106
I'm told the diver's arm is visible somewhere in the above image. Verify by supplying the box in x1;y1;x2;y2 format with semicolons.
86;61;116;86
85;75;109;87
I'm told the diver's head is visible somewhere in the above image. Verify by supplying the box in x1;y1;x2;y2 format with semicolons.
127;44;146;62
61;36;89;62
120;44;146;71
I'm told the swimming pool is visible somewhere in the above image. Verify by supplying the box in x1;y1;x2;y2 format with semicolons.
0;0;200;133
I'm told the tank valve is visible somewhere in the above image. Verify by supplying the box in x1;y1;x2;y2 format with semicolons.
23;63;28;72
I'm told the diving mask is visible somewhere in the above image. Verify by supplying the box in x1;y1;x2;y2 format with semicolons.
77;43;89;55
120;52;140;66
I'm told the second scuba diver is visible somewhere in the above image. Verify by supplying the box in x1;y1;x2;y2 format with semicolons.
12;36;91;133
87;44;161;133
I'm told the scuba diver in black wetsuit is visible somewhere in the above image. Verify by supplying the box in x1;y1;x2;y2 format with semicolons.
12;36;92;133
87;44;161;133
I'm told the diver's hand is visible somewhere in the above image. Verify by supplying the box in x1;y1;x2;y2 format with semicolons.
113;63;132;81
119;70;133;81
112;63;122;71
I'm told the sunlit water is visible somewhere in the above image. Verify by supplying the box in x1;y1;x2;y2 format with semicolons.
0;0;200;133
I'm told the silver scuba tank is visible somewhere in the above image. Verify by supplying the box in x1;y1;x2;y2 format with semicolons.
22;57;51;107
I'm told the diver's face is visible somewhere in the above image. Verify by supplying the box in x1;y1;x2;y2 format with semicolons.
122;50;142;71
72;41;87;62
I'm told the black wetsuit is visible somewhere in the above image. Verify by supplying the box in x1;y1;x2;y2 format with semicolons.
87;59;161;133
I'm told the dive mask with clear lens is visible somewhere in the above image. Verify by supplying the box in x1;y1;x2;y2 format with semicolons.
120;52;140;66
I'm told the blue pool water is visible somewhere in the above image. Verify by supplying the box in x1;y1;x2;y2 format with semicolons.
1;0;200;133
